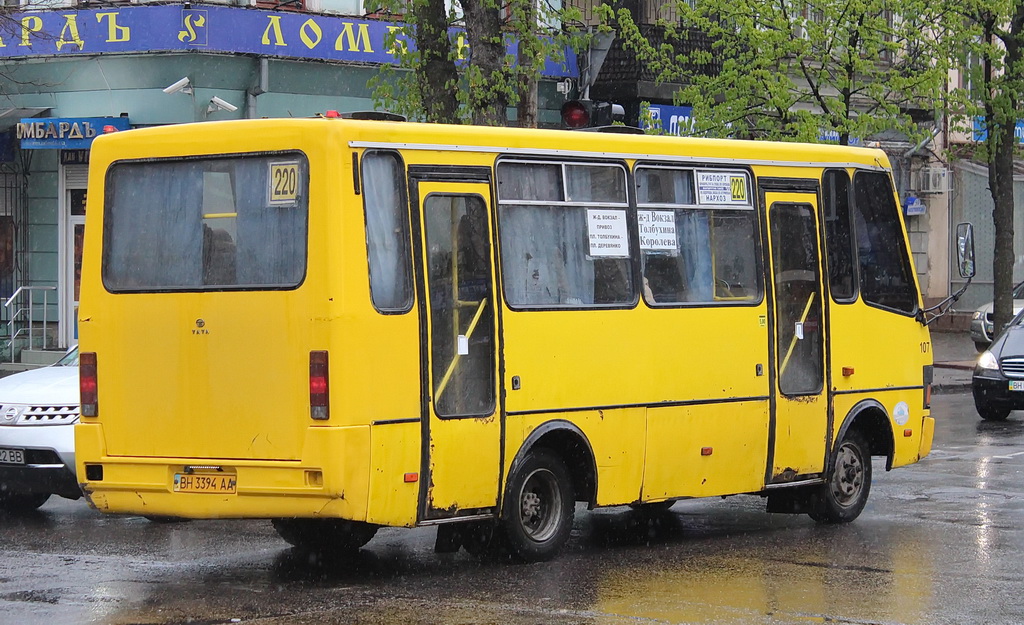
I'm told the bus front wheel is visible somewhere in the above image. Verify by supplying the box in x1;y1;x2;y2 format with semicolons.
501;448;575;562
808;430;871;524
272;518;379;553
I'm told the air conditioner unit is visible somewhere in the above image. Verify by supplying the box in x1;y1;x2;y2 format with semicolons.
917;167;948;194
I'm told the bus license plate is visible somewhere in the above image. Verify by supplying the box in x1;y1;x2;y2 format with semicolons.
173;473;236;494
1009;381;1024;392
0;447;25;465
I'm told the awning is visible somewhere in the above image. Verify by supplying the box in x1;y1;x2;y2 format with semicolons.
0;107;51;131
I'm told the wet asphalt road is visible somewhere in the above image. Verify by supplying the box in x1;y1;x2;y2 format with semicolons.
2;393;1023;625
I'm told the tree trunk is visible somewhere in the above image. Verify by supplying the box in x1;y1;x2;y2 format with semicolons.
516;0;539;128
517;56;539;128
463;0;509;126
415;0;460;124
989;119;1016;335
989;3;1024;335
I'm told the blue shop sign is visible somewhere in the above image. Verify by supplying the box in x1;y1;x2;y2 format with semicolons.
973;117;1024;144
819;129;862;146
18;117;131;149
645;104;694;136
0;5;576;78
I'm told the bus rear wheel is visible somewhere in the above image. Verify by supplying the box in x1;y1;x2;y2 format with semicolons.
501;448;574;562
271;518;379;553
808;430;871;524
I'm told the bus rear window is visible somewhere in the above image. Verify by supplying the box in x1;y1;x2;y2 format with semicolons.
102;153;308;291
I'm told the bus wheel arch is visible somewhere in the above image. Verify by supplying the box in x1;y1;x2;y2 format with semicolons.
496;421;596;561
510;420;597;508
807;400;891;524
837;400;894;471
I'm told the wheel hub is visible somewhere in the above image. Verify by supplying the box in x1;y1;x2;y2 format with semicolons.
522;491;542;522
832;444;863;505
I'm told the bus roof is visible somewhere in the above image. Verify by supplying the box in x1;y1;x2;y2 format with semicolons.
90;117;892;171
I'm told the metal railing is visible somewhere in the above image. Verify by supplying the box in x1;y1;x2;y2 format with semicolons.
4;286;57;362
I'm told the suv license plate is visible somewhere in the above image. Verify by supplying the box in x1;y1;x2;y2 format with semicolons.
1009;381;1024;392
173;473;237;494
0;447;25;465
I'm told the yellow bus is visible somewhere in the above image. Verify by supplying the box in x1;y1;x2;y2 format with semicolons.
76;116;945;561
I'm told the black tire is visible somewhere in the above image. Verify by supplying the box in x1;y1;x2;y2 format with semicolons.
0;492;50;513
975;400;1011;422
975;341;989;353
808;430;871;524
500;447;574;562
271;518;379;553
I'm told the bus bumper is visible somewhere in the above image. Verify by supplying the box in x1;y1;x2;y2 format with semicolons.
919;416;935;460
74;422;372;521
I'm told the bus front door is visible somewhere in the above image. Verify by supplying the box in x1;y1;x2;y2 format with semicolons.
414;179;501;520
765;193;828;482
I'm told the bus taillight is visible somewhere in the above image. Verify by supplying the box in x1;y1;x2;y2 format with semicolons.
80;352;98;417
310;350;329;420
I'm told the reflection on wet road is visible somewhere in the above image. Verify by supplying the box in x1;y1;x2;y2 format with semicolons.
3;394;1023;624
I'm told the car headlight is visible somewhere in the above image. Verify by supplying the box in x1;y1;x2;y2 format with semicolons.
978;350;1000;370
973;311;984;320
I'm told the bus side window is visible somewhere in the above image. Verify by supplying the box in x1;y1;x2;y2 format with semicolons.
362;151;413;312
496;160;634;308
635;166;760;306
852;171;917;314
822;170;857;302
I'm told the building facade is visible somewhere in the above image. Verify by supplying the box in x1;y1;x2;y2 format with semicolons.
0;1;576;359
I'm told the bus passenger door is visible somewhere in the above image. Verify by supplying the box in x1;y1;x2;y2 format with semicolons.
413;178;501;520
764;192;828;482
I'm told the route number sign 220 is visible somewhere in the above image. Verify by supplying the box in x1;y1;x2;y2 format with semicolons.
268;161;300;205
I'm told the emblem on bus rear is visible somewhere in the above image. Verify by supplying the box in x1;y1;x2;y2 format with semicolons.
192;318;209;335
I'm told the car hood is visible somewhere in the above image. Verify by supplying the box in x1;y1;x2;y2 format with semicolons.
0;366;79;405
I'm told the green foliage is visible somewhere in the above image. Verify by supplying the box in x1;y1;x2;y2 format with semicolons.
369;0;588;125
940;0;1024;333
603;0;948;144
943;0;1024;161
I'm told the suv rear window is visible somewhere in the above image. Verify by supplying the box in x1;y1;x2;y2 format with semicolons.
102;153;308;292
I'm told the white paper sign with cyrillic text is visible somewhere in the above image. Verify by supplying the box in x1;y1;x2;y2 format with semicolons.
637;210;677;251
587;209;630;257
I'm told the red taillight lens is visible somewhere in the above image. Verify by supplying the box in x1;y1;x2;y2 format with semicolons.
310;350;329;421
80;351;98;417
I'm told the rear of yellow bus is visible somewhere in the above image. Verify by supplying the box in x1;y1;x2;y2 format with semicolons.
74;120;404;542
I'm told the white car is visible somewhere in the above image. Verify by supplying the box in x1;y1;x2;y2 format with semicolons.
0;346;80;512
971;282;1024;352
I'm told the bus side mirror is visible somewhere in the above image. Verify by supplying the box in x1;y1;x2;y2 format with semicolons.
956;222;976;279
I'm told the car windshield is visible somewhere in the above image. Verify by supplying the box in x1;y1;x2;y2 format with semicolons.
56;346;79;367
1013;282;1024;299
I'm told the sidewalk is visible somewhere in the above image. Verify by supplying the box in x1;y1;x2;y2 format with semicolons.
930;330;976;395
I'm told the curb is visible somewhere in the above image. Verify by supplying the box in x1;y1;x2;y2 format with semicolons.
933;382;971;395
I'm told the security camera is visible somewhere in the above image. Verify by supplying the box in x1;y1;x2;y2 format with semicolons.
163;77;192;95
208;96;238;113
